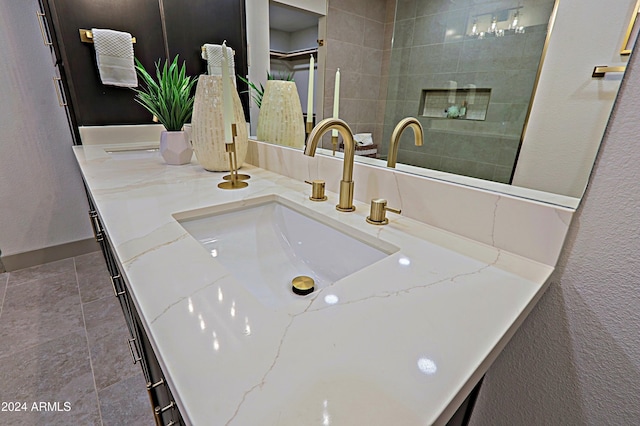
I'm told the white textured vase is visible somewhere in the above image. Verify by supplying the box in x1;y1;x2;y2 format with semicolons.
160;131;192;165
191;75;248;171
257;80;305;149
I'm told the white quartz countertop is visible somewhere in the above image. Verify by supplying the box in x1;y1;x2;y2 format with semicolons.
73;144;553;425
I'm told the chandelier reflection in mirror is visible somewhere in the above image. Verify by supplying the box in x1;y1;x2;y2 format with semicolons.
469;8;526;39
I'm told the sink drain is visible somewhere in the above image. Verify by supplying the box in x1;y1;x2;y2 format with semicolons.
291;275;315;295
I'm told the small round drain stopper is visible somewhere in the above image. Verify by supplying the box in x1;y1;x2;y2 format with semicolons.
292;275;315;295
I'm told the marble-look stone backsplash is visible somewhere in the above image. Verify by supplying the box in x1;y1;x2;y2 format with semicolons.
246;139;574;267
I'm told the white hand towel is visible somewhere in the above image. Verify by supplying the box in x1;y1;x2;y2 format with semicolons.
354;133;374;146
202;43;236;86
92;28;137;87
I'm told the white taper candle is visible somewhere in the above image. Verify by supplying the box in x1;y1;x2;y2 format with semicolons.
306;55;314;123
221;41;233;144
332;68;340;137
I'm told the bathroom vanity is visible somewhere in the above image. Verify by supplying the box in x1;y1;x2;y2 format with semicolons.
73;138;574;425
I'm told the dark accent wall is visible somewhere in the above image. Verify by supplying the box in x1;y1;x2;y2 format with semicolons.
163;0;249;116
45;0;248;128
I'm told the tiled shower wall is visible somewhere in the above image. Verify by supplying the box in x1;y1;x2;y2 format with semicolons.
382;0;555;183
322;0;396;149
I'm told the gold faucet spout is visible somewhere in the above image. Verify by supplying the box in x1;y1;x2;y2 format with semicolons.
304;118;357;212
388;117;424;168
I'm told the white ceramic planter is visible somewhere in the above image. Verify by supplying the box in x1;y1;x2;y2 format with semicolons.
160;131;192;165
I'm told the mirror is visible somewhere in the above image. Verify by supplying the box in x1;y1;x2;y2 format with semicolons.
268;2;320;126
253;0;636;206
381;0;556;185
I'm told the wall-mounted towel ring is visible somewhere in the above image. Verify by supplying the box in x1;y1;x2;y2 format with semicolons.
79;29;136;44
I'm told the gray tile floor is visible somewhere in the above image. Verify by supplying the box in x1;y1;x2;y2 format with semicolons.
0;252;155;425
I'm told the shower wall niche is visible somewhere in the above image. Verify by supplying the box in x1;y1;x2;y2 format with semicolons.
381;0;555;184
420;88;491;121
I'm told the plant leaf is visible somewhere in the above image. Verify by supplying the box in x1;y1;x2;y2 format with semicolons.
132;55;196;131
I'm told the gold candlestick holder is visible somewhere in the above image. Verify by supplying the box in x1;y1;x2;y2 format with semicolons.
222;124;250;182
218;124;249;190
306;121;313;138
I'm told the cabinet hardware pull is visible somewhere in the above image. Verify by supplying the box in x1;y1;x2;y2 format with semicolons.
126;337;141;364
153;405;163;426
147;378;165;389
87;210;100;240
146;386;162;426
88;211;104;241
88;210;104;242
155;401;176;415
110;275;126;297
36;11;53;46
52;77;67;106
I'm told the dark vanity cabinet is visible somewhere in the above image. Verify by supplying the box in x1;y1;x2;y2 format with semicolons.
37;0;248;133
86;191;185;425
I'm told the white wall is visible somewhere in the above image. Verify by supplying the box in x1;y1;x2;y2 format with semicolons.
269;26;317;52
290;26;318;51
245;0;271;135
513;0;635;198
0;1;93;260
270;25;318;116
471;33;640;426
269;29;290;52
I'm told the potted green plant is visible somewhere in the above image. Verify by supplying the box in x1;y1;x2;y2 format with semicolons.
133;55;197;165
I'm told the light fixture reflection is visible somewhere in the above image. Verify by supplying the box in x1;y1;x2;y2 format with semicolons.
324;294;339;305
322;399;331;426
230;301;236;317
213;331;220;351
511;11;519;29
188;297;194;313
218;287;223;303
417;357;437;375
210;248;218;258
398;257;411;266
489;16;497;33
244;316;252;336
468;9;526;38
198;314;206;331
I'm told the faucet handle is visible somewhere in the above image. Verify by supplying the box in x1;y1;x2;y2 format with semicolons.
305;180;328;201
366;198;401;225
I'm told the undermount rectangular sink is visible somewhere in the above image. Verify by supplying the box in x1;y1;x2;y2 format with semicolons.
175;197;398;307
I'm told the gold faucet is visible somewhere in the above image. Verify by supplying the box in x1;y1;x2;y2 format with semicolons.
304;118;357;212
387;117;424;168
